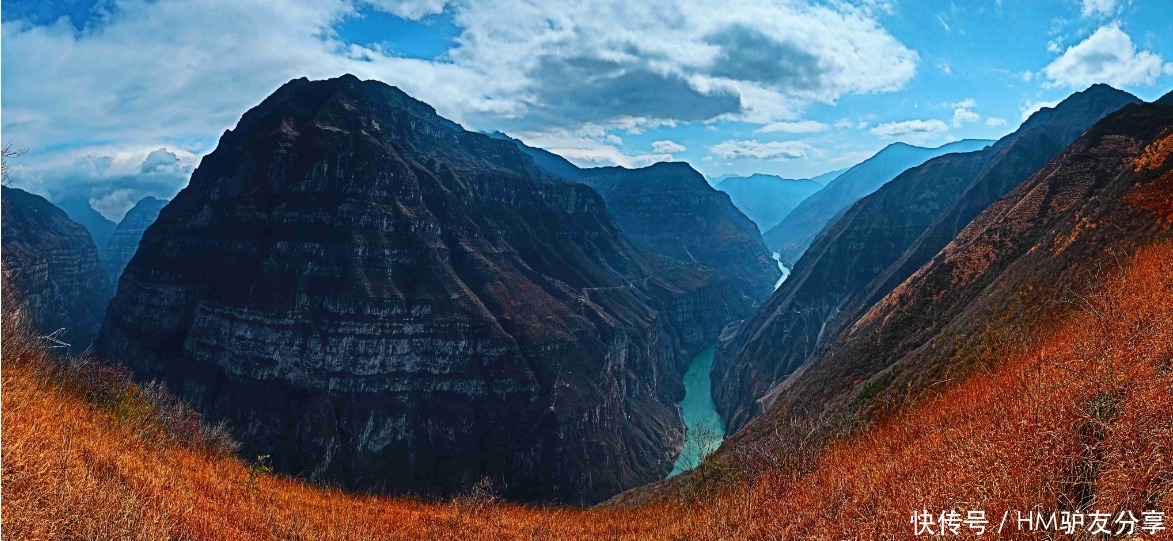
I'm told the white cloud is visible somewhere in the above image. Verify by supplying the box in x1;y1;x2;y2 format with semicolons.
1080;0;1121;18
362;0;448;20
1020;100;1060;122
950;99;980;128
936;14;951;32
1043;24;1170;88
2;0;921;206
709;139;813;161
985;117;1008;127
140;148;183;173
938;62;952;75
756;120;830;134
651;140;686;154
514;126;670;168
869;119;949;144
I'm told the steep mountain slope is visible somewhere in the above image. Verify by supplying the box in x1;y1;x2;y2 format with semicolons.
726;95;1171;454
714;85;1140;432
102;196;168;282
95;75;746;504
487;131;585;181
490;132;780;303
763;139;993;264
578;163;780;302
52;195;118;251
1;186;112;350
713;174;822;232
8;237;1170;540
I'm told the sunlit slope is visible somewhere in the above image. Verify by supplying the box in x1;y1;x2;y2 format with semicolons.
5;242;1171;539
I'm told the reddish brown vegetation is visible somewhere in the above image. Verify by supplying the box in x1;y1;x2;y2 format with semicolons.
4;243;1172;539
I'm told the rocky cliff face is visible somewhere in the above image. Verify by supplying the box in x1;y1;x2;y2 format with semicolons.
102;196;168;282
721;97;1173;455
491;133;780;303
713;174;822;233
579;163;780;302
2;186;113;350
95;75;745;504
763;139;992;265
713;85;1140;432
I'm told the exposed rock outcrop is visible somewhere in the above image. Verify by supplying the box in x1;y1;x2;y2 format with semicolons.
2;186;113;350
96;75;746;504
102;196;168;282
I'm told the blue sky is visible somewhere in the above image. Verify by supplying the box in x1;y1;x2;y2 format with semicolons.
2;0;1171;219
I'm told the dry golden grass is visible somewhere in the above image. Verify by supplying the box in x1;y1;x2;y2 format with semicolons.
3;243;1172;540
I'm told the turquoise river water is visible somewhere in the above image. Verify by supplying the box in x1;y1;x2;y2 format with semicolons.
669;344;725;477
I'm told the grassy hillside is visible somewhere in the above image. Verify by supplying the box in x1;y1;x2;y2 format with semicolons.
4;242;1172;539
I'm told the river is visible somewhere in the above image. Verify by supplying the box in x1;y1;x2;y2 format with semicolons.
669;344;725;477
668;253;788;477
773;251;790;289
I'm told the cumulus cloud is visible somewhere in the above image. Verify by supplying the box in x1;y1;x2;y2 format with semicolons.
756;120;830;134
709;139;813;161
651;140;686;154
985;117;1008;127
869;119;949;144
1043;24;1170;88
944;98;980;128
6;145;199;220
140;148;182;173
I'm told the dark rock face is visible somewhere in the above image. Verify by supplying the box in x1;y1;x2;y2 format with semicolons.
95;75;746;504
52;195;117;251
579;163;781;302
487;131;585;182
491;133;780;303
721;98;1173;454
102;196;168;282
713;174;822;233
714;84;1140;432
763;139;992;265
2;186;112;350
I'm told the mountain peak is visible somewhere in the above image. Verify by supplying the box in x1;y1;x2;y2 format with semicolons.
1017;84;1139;134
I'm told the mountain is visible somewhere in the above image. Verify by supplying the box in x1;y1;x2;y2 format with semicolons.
713;84;1141;432
102;196;169;282
723;95;1173;454
52;195;118;251
762;139;993;264
94;75;748;504
807;168;846;186
1158;89;1173;105
713;174;822;232
486;131;584;181
491;133;781;302
2;186;113;350
577;163;781;301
